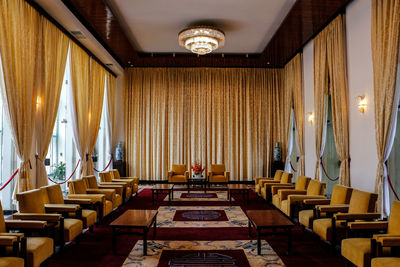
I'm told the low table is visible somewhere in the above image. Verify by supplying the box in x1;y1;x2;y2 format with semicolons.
110;209;158;256
227;184;250;204
187;178;207;193
246;210;294;255
152;184;174;204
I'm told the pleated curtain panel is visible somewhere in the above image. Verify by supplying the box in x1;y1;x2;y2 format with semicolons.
284;54;305;176
372;0;400;216
125;68;285;181
35;19;69;188
70;43;106;177
106;73;116;157
313;15;350;186
0;0;41;193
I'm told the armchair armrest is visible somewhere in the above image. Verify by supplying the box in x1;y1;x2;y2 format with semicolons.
348;221;388;230
5;220;47;230
12;213;61;222
334;212;381;221
208;172;212;180
255;177;273;185
98;184;123;196
86;189;115;201
260;180;281;187
67;194;105;203
317;204;349;213
279;189;306;201
44;204;80;213
0;233;24;241
64;198;93;205
0;235;18;246
288;195;326;205
225;171;230;180
271;185;295;195
303;199;331;205
373;235;400;246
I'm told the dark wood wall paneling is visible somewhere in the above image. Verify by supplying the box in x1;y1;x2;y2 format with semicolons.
60;0;353;68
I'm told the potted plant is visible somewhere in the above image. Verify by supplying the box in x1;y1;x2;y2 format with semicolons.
49;162;66;181
191;161;205;179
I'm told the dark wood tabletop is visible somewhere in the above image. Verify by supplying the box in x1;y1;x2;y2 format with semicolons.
110;210;158;227
227;184;249;190
152;184;174;190
246;210;294;227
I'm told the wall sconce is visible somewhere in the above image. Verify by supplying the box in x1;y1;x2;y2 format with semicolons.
307;112;314;124
358;95;367;114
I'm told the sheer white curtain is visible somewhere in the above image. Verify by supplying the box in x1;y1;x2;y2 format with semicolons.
284;112;294;172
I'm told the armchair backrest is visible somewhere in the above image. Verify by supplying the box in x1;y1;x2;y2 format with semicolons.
280;172;292;184
16;188;47;213
210;164;225;174
68;179;88;194
348;189;378;213
295;176;311;190
388;200;400;234
273;170;284;181
83;175;99;189
100;171;113;182
42;184;64;204
171;165;187;175
330;184;353;205
110;169;121;179
306;180;326;195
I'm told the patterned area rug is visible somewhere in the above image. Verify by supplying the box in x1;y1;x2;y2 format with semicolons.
173;210;229;222
157;206;247;228
180;192;218;198
122;240;285;267
164;191;233;202
158;249;250;267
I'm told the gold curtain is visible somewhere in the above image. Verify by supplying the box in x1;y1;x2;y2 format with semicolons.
282;59;294;171
0;0;40;193
70;43;106;176
35;18;69;188
106;73;116;155
372;0;400;215
125;68;283;181
288;54;305;176
313;15;350;186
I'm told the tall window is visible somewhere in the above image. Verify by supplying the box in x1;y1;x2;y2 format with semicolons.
388;107;400;205
289;110;299;182
321;95;340;196
94;83;110;175
0;64;18;211
46;55;78;192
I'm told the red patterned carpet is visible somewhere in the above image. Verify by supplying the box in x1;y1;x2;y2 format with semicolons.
173;209;229;221
48;188;346;267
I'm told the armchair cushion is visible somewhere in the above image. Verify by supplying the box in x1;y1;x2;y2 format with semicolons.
372;258;400;267
171;165;187;175
63;218;83;242
210;164;225;174
295;176;311;190
348;189;378;213
0;257;24;267
299;210;314;228
16;189;46;213
169;175;187;183
26;237;53;267
388;200;400;234
313;218;345;241
330;184;353;205
210;175;228;183
43;184;64;204
306;180;326;195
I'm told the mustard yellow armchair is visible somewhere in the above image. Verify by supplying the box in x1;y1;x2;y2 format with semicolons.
271;176;311;209
313;189;379;248
68;179;112;218
0;200;53;267
372;258;400;267
110;169;139;196
84;175;123;208
42;184;97;231
341;200;400;267
278;179;326;218
15;188;83;251
168;164;189;183
299;184;353;229
208;164;229;184
100;171;133;201
260;172;293;201
254;170;283;194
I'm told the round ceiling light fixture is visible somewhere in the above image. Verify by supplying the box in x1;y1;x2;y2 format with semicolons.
178;26;225;55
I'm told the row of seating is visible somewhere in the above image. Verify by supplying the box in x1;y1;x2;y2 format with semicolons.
168;164;230;184
0;169;139;267
254;170;400;267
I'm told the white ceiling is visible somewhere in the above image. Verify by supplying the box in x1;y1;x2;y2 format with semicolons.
109;0;296;54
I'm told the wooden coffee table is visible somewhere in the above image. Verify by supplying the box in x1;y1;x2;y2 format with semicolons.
187;178;207;193
246;210;294;255
152;184;174;204
110;209;158;255
227;184;250;204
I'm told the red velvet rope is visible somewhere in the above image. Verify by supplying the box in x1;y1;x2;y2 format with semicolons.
47;159;81;185
320;158;339;182
289;160;297;172
93;157;113;173
387;173;400;201
0;169;19;191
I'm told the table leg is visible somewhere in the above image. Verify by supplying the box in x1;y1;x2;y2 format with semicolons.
287;227;292;255
229;189;232;204
172;187;174;199
187;182;190;193
168;189;171;202
153;216;157;238
257;228;261;255
248;219;252;237
143;228;148;256
112;228;117;255
152;189;154;205
247;189;249;203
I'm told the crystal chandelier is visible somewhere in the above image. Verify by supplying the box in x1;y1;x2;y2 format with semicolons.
178;26;225;55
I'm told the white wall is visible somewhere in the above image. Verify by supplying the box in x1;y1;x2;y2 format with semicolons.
302;0;378;192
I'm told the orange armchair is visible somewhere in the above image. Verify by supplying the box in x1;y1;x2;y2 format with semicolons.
168;164;189;183
208;164;230;184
